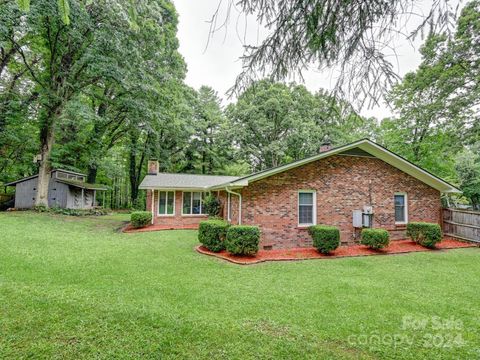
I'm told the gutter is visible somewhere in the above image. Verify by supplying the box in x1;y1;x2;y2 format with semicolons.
225;186;242;225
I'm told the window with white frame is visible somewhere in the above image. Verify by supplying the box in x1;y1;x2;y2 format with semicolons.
158;191;175;215
394;193;407;223
298;190;316;226
182;191;205;215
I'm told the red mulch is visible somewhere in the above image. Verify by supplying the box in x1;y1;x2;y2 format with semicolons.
123;223;198;233
196;238;477;265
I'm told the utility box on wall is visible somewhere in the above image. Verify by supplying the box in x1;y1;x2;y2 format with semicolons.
353;210;363;227
353;206;374;228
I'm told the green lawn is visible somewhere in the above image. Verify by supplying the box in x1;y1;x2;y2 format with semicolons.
0;212;479;359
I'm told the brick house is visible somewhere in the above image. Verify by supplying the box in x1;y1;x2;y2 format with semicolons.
140;139;460;249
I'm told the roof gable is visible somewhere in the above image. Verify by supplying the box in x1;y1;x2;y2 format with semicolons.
212;139;460;193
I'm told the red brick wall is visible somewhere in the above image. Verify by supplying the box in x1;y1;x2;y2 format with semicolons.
146;190;208;228
237;155;441;249
145;190;231;228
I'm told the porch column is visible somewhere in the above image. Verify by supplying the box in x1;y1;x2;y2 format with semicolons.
151;189;155;224
93;190;96;207
81;188;85;209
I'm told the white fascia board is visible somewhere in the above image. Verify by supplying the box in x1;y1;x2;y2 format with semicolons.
224;139;461;194
356;142;461;193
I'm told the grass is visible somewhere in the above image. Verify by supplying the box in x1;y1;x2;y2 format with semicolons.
0;212;479;359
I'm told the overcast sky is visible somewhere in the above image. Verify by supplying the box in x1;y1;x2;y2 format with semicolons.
174;1;461;119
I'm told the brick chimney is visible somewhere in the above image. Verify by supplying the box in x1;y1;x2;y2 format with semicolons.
147;160;159;175
319;135;332;152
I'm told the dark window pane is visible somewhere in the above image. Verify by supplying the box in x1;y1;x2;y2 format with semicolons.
192;192;201;214
299;192;313;205
159;191;166;214
394;195;405;206
183;192;191;214
394;194;406;222
167;192;174;214
395;206;405;222
299;205;313;224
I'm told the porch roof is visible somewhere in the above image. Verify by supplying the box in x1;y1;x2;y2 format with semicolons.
139;173;240;190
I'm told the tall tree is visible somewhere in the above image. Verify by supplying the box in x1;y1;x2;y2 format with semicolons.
379;1;480;181
226;80;374;171
3;0;128;206
214;0;456;106
190;86;229;174
455;145;480;210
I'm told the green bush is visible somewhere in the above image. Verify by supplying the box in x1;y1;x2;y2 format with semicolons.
50;207;109;216
361;228;390;249
203;194;221;217
130;211;152;228
33;205;49;212
407;222;442;248
225;226;260;256
308;225;340;254
198;220;230;252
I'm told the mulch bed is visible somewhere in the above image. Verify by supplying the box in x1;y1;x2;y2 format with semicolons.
196;238;477;265
123;223;198;233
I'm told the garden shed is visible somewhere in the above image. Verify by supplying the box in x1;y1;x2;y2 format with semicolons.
5;169;108;209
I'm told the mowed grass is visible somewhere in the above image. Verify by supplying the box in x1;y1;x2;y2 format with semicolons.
0;213;479;359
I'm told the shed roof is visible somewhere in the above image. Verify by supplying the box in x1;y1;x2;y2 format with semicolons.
4;169;87;187
55;178;108;190
139;173;240;190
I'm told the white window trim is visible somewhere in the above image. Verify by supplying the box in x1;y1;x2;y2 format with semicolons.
298;190;317;227
157;190;175;216
181;191;206;216
394;192;408;224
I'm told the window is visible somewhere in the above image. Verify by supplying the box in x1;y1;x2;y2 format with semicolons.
158;191;175;215
394;193;407;223
182;191;205;215
298;191;316;226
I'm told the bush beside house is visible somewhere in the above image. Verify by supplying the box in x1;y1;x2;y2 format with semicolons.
225;226;260;256
198;220;230;252
131;211;152;228
203;194;221;217
361;228;390;249
308;225;340;254
407;222;442;248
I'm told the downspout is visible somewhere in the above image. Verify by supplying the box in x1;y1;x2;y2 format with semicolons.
225;186;242;225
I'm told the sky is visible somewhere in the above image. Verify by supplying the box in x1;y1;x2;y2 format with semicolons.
174;1;461;119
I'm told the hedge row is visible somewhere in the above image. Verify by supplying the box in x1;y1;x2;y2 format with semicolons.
130;211;152;228
407;222;442;248
308;225;340;254
361;228;390;249
198;220;229;252
199;221;261;255
225;226;260;256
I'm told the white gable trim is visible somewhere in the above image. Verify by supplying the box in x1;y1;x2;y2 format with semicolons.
214;139;460;194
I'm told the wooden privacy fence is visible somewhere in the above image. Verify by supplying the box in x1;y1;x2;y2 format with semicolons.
443;208;480;243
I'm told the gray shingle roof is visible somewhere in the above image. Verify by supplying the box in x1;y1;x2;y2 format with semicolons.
139;173;240;190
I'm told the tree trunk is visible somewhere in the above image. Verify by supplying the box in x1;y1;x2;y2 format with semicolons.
87;165;98;184
35;102;62;207
35;124;55;207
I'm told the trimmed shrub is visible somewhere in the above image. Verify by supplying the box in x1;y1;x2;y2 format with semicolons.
198;220;230;252
308;225;340;254
225;226;260;256
203;194;221;217
407;222;442;248
130;211;152;228
361;228;390;249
